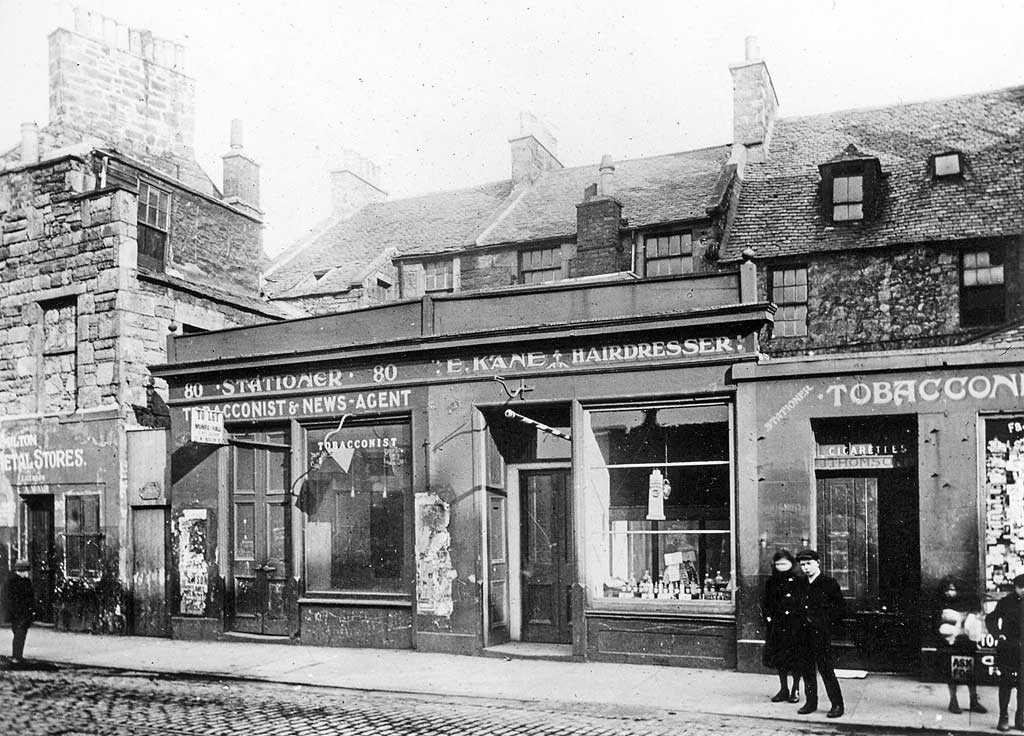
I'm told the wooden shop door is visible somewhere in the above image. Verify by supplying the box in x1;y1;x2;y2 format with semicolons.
520;468;573;644
21;495;54;623
230;435;292;636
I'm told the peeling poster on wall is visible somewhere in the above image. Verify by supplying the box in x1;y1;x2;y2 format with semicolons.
178;509;209;616
415;494;456;617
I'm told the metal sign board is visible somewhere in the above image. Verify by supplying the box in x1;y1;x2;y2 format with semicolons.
190;407;226;445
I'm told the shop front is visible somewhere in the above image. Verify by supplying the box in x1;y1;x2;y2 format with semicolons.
154;276;772;667
733;346;1024;679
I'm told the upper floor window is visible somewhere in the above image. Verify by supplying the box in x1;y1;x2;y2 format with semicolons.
933;152;964;178
137;182;170;272
832;175;863;222
424;260;454;294
771;266;808;337
519;246;563;285
961;247;1005;327
819;148;882;225
42;297;77;413
644;232;693;277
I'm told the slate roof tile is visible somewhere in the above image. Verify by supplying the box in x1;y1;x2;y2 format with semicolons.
722;85;1024;261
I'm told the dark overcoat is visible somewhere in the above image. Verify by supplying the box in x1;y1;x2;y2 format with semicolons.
761;569;803;670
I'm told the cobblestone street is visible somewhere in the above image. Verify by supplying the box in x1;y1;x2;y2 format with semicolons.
0;663;972;736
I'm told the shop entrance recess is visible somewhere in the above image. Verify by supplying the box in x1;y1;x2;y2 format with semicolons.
813;417;919;672
229;430;292;636
20;494;54;623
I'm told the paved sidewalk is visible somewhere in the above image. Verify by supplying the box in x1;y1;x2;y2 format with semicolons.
0;627;1002;733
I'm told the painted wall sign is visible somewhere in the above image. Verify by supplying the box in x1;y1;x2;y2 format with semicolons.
824;372;1024;408
169;334;754;405
0;419;114;487
180;388;415;422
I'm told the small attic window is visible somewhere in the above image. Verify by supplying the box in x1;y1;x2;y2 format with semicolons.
313;268;331;281
933;152;963;178
818;148;883;225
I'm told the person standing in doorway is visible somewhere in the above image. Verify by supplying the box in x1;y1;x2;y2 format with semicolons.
795;548;845;719
987;573;1024;732
761;549;803;703
5;559;35;666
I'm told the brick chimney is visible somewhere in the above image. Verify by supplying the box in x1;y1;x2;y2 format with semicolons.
330;149;387;220
222;119;261;219
509;112;562;188
572;156;625;278
729;36;778;164
48;8;194;161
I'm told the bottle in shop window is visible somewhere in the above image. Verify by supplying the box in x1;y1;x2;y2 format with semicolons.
641;570;652;599
672;581;680;599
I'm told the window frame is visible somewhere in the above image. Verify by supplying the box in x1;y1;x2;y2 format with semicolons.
643;231;694;278
300;417;414;599
932;151;964;179
581;400;736;613
770;265;809;338
40;296;78;414
64;493;102;578
137;181;171;272
423;260;454;294
831;174;864;222
960;246;1006;327
518;245;564;285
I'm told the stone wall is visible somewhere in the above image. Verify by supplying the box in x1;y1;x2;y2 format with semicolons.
761;244;978;356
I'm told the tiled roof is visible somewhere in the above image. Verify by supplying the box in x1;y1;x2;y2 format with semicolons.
264;180;514;298
266;145;732;298
476;146;732;247
722;85;1024;261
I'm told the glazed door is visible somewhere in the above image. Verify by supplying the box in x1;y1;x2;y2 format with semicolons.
21;496;54;623
520;469;572;644
817;474;919;672
231;437;291;636
487;491;510;645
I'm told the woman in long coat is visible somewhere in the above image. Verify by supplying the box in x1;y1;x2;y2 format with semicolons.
761;549;802;703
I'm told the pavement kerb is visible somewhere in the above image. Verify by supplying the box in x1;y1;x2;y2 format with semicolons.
0;628;1004;735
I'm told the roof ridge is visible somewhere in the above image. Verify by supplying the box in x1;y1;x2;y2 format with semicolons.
778;82;1024;125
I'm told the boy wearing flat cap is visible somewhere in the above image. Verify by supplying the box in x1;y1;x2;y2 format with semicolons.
987;573;1024;731
4;559;35;665
795;548;846;719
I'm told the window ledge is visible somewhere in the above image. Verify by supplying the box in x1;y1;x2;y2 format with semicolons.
299;596;412;608
587;599;734;618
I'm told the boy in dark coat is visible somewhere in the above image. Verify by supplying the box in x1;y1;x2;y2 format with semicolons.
5;559;35;665
795;548;845;719
987;573;1024;732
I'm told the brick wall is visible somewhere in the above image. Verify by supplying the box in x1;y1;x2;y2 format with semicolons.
574;197;626;277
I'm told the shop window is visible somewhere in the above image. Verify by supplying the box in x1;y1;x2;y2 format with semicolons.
770;266;808;337
961;247;1005;327
137;181;170;272
644;232;693;277
301;420;412;594
41;297;77;414
983;417;1024;595
582;402;733;605
519;246;563;285
65;494;101;577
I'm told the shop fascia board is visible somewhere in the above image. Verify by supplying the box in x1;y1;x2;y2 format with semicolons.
732;345;1024;383
151;301;774;378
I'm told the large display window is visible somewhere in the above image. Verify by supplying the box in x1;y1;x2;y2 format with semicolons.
302;419;412;595
984;415;1024;595
582;402;733;605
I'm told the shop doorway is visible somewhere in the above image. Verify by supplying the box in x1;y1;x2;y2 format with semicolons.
813;418;919;672
229;431;292;636
518;467;573;644
20;494;54;623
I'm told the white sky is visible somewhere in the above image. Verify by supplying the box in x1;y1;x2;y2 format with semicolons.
1;0;1023;257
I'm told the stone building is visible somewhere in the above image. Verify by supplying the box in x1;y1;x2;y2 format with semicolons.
0;9;291;634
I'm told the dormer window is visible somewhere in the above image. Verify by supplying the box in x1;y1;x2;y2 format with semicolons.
832;174;863;221
644;231;693;277
818;146;883;225
933;152;963;178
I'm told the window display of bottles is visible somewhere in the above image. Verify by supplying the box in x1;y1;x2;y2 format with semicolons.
610;567;733;601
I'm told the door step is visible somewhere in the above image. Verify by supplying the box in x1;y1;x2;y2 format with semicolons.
221;631;295;645
481;642;579;661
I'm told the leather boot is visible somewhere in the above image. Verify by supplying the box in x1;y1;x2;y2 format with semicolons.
969;695;987;714
788;684;801;703
948;694;961;714
998;714;1010;732
770;688;789;702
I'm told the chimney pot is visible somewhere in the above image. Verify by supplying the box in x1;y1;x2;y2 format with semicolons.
20;122;39;164
598;155;616;197
745;36;760;62
230;118;244;150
